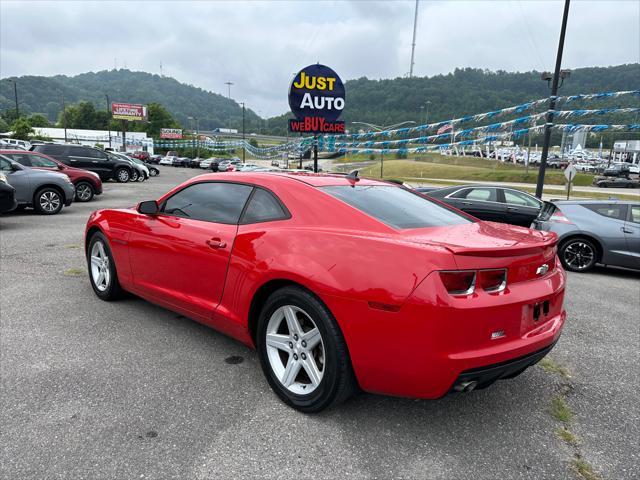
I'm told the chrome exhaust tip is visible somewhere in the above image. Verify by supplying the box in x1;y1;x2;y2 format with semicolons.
454;380;478;393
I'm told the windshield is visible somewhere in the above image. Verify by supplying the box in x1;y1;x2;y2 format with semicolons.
322;185;472;229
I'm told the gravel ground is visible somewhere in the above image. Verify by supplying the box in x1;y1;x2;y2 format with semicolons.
1;166;638;480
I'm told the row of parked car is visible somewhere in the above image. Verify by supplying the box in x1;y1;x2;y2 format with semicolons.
415;184;639;272
0;143;160;215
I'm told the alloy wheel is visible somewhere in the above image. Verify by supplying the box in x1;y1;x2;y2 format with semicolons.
90;241;111;292
563;241;595;270
76;183;92;201
117;169;130;182
39;191;61;213
265;305;325;395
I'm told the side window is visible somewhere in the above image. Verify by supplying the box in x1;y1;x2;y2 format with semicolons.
6;154;32;166
85;148;106;159
628;206;640;224
455;188;496;202
162;182;252;223
503;190;540;208
29;154;57;168
583;204;627;221
241;188;288;224
0;157;13;171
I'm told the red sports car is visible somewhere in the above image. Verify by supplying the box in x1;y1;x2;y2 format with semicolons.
85;172;566;412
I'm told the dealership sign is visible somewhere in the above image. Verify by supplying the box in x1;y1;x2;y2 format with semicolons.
111;102;148;121
160;128;183;139
288;64;345;134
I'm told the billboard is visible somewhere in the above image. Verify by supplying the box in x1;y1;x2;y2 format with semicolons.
288;64;345;134
111;102;147;121
160;128;183;139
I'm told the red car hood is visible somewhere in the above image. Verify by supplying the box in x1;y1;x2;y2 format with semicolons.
401;221;557;257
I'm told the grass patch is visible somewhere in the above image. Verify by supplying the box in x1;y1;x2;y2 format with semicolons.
539;357;572;379
571;459;601;480
63;267;84;277
550;394;574;423
556;427;579;446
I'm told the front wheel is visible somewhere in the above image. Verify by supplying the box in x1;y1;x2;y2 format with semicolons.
75;181;94;202
130;169;139;182
560;238;598;272
257;286;356;412
87;232;124;300
34;187;63;215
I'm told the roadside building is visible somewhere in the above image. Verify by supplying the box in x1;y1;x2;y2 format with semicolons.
611;139;640;164
30;127;154;154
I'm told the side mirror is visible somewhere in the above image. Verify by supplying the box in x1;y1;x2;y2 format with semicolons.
11;163;22;171
137;200;159;215
57;164;65;170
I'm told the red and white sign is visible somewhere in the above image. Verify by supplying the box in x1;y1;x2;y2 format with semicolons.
160;128;183;139
111;102;147;121
436;124;453;135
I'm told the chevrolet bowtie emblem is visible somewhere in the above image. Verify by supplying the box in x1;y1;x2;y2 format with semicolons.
536;264;549;276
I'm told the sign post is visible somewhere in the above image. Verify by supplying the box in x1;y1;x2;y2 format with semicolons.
288;64;346;172
564;164;577;200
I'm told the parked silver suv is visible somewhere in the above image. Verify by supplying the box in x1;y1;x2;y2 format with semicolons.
0;154;75;215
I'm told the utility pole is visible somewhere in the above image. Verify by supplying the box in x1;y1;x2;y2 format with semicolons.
122;120;126;152
535;0;571;199
196;117;200;158
12;80;19;118
62;92;68;142
241;102;245;163
409;0;420;78
225;82;234;99
105;94;112;148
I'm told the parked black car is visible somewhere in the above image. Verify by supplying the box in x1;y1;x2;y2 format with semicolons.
417;184;543;227
31;144;135;182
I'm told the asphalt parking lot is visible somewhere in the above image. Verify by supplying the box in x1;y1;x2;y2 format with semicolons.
1;166;638;480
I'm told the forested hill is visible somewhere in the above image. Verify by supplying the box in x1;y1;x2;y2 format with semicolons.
1;64;638;135
0;69;261;131
269;64;640;134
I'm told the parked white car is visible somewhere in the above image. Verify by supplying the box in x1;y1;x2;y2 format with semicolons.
159;156;176;166
573;163;595;172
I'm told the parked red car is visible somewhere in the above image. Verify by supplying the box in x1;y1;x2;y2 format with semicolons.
1;150;103;202
85;172;566;412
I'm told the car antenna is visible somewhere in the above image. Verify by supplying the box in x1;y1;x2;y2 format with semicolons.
346;169;360;183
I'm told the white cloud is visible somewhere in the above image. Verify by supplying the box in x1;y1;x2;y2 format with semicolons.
1;0;638;116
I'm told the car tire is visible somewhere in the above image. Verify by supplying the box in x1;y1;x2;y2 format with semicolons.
149;168;158;177
75;181;94;202
115;168;131;183
257;286;356;413
33;187;64;215
559;237;598;272
130;169;139;182
87;232;124;301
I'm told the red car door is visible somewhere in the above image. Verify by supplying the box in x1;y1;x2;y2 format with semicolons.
127;182;253;319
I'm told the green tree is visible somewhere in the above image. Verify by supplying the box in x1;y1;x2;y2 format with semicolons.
27;113;50;127
0;117;9;133
143;103;181;137
11;117;34;140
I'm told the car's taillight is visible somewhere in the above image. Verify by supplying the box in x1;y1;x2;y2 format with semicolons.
439;271;476;296
478;269;507;293
440;269;508;296
549;209;572;224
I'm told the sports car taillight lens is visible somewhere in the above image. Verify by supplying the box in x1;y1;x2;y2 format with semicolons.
478;269;507;293
439;271;476;296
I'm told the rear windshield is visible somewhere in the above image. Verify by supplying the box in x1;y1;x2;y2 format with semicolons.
322;185;471;229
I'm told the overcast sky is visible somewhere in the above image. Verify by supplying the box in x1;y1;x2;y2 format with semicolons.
1;0;638;117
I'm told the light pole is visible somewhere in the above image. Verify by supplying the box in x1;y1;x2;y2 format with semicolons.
351;120;416;178
535;0;571;199
105;94;112;148
188;116;200;158
61;92;68;142
3;79;19;119
240;102;245;163
225;82;234;99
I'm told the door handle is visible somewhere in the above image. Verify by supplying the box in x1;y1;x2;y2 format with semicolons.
206;238;227;249
621;227;633;234
92;161;99;163
507;206;519;211
461;201;473;205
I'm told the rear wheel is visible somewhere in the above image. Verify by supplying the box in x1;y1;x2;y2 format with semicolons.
149;168;158;177
115;168;130;183
560;238;598;272
34;187;63;215
75;181;94;202
87;232;124;300
257;286;356;412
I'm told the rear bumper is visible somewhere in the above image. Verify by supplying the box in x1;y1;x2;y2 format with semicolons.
450;340;557;393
